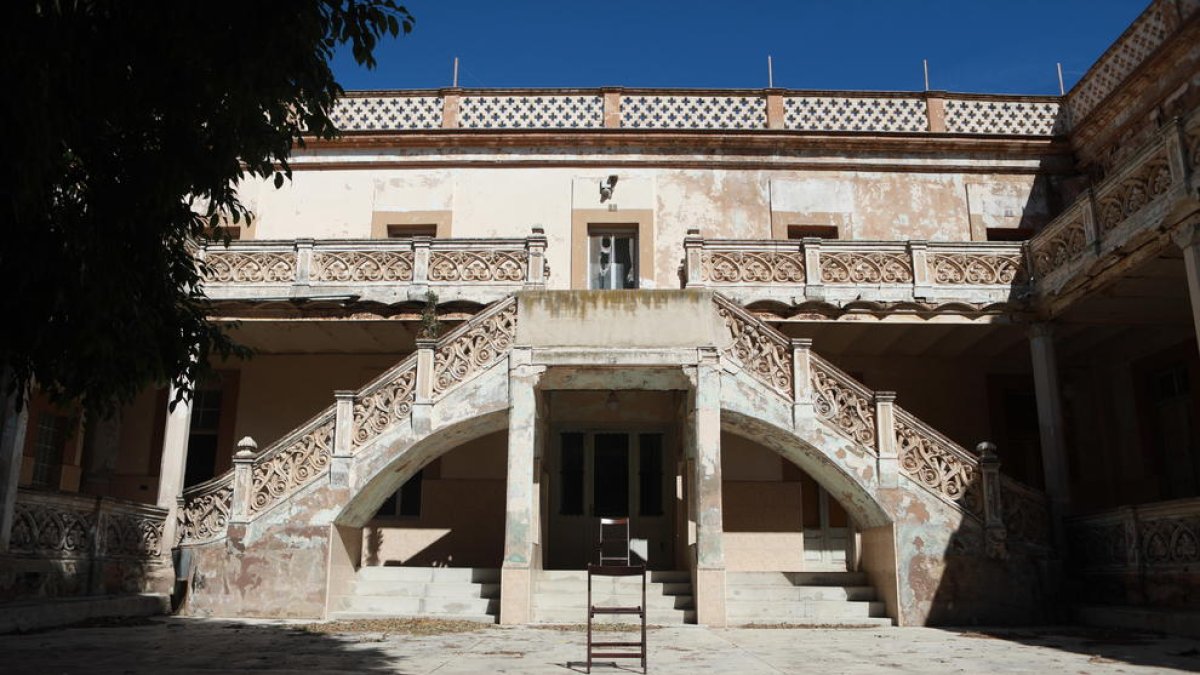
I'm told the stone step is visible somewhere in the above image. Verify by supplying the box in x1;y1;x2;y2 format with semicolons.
532;607;696;625
534;592;694;611
726;585;876;602
352;580;501;598
537;569;690;583
726;600;887;620
338;595;500;616
728;616;893;628
726;571;868;587
356;566;500;584
329;611;497;624
535;579;692;596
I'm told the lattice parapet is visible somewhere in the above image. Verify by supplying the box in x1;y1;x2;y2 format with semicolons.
1029;201;1089;278
459;95;603;129
249;412;336;515
895;409;983;519
700;249;805;283
1068;3;1170;124
331;96;443;131
784;96;926;133
944;99;1064;136
178;477;233;544
432;298;518;396
204;250;296;283
714;296;792;397
809;355;876;448
622;95;766;129
352;357;418;450
429;249;528;282
1094;145;1174;236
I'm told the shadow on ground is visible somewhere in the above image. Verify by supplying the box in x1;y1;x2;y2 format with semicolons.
951;626;1200;672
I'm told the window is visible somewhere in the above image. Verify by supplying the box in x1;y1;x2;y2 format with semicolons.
31;414;70;488
184;387;223;488
386;224;438;239
986;227;1034;242
376;470;424;518
589;226;638;289
787;225;839;240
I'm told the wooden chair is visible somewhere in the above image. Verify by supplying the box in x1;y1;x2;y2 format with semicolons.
597;517;631;566
586;564;647;673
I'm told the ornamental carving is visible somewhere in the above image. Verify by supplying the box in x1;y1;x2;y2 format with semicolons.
716;301;792;397
250;417;335;515
1031;217;1087;277
205;251;296;283
432;301;518;396
930;253;1025;285
1001;480;1050;547
313;251;414;283
178;481;233;544
820;252;913;284
1069;520;1132;569
9;501;93;557
99;510;165;558
428;250;527;283
896;414;982;517
1096;152;1173;235
701;251;805;284
811;360;875;447
352;363;417;448
1140;516;1200;566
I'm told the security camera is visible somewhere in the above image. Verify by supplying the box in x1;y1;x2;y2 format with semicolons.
599;175;619;202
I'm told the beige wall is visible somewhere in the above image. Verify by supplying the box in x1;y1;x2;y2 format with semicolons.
364;431;507;568
722;433;805;572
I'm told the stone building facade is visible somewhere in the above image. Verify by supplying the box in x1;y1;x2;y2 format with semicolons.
1;0;1198;630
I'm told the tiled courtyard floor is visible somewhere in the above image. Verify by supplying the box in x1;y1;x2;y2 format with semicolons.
2;618;1199;674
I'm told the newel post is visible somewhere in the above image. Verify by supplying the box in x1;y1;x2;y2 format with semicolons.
412;236;432;286
909;241;932;298
873;392;898;488
684;228;704;287
412;339;437;435
790;338;813;431
802;237;824;300
331;391;356;488
978;441;1008;559
294;239;314;287
525;226;548;289
231;436;258;523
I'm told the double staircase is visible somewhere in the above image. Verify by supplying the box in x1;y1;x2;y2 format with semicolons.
726;571;890;626
330;566;500;623
533;569;696;625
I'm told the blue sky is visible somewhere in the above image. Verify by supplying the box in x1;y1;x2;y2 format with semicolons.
331;1;1147;94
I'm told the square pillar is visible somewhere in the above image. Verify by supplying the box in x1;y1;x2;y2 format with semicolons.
157;382;194;510
0;379;29;552
1029;323;1071;531
690;348;726;627
1174;222;1200;359
500;348;543;625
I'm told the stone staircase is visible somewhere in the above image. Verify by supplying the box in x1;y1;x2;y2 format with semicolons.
532;570;695;625
330;566;499;623
726;571;891;626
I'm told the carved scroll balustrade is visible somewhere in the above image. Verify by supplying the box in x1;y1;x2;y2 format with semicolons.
10;489;167;561
714;295;793;398
247;412;336;516
808;354;876;448
1000;477;1051;548
894;409;984;519
178;475;233;545
1068;498;1200;572
431;298;518;397
351;358;418;450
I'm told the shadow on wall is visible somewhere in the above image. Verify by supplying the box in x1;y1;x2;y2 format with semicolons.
0;617;407;673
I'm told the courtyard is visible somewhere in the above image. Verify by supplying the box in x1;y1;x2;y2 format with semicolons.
3;618;1199;674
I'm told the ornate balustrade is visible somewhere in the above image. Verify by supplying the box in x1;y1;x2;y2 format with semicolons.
176;297;519;546
200;232;547;305
328;88;1063;136
1068;497;1200;572
687;236;1027;310
1028;112;1197;302
9;489;166;560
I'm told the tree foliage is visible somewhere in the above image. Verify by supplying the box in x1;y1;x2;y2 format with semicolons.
0;1;413;416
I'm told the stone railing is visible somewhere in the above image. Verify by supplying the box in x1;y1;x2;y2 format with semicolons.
1064;0;1185;128
688;235;1027;309
328;88;1064;136
1028;114;1196;300
176;297;518;546
200;231;548;304
1068;497;1200;572
716;296;1048;552
9;488;167;560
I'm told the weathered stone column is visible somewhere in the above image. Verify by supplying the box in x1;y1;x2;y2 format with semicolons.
0;378;29;552
157;382;195;510
1029;323;1071;526
500;347;543;625
1175;222;1200;359
690;347;726;627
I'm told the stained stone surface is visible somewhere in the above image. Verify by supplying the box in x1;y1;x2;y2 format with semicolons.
2;618;1199;674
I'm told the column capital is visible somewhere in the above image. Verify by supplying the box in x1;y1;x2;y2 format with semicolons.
873;390;897;404
1172;220;1200;250
1029;322;1055;340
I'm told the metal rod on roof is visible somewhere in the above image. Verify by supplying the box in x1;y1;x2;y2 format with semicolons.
767;55;774;88
453;57;459;88
1056;62;1065;96
923;59;930;91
